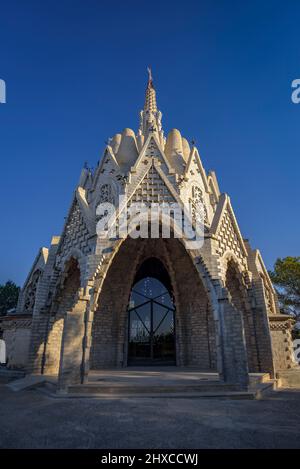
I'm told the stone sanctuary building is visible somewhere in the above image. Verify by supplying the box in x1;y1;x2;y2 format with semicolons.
1;72;297;392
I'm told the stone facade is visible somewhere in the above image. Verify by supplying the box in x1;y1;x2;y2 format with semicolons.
90;238;218;371
1;315;32;369
0;71;297;390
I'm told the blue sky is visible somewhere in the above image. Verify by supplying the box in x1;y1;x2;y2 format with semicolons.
0;0;299;285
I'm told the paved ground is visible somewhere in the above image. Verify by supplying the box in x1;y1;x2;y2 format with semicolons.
0;381;300;449
87;368;220;385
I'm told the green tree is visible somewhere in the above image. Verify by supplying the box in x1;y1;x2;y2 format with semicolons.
0;281;20;316
269;257;300;325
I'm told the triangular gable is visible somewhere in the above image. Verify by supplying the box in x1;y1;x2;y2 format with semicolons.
125;157;157;202
56;192;93;263
78;167;92;189
184;147;209;193
22;247;48;290
56;195;78;255
76;187;96;234
153;161;184;205
115;161;184;225
210;193;248;259
254;250;276;294
128;163;177;206
92;146;120;191
104;161;198;241
207;171;221;199
130;134;175;175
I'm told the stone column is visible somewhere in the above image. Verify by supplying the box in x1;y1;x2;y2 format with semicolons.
80;283;96;383
249;278;275;377
26;238;61;374
218;288;249;390
57;292;89;392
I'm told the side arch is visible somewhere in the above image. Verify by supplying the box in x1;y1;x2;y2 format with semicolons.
224;257;260;372
41;257;82;375
60;248;86;287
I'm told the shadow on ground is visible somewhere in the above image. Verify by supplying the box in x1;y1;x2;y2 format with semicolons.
0;382;300;449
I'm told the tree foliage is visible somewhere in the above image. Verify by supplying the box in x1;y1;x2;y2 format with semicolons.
0;281;20;316
269;257;300;321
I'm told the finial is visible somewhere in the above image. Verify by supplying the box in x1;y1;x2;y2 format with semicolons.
147;66;153;86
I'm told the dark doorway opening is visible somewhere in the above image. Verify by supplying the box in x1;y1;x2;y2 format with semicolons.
127;258;176;366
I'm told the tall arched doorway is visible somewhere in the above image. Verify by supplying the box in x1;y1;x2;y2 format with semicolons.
127;258;176;366
90;237;218;371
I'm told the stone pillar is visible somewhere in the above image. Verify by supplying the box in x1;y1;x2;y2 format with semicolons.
269;315;297;372
80;284;96;383
57;293;89;392
249;278;275;377
218;288;249;390
26;238;60;374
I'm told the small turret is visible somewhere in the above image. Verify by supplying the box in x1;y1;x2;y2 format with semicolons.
116;128;139;172
165;129;187;173
110;133;122;155
182;137;191;162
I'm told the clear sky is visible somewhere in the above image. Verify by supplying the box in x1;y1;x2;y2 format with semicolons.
0;0;299;286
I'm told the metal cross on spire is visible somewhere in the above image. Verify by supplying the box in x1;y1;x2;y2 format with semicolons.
147;66;153;85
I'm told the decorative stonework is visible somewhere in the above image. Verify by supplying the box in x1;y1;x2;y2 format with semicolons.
131;164;174;205
217;210;246;266
3;72;296;385
56;202;90;267
269;315;295;370
269;317;294;331
24;270;40;313
144;139;159;158
190;185;208;226
98;184;115;205
1;316;32;330
261;274;275;315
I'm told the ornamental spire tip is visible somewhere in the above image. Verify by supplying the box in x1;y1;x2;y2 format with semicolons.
147;66;153;87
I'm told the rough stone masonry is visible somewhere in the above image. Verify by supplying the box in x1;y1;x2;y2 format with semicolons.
0;71;298;391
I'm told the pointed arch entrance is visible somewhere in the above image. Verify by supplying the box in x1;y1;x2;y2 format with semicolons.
90;237;219;371
127;257;176;365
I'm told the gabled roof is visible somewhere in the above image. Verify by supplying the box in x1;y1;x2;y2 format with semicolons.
22;247;48;290
210;193;248;259
184;146;210;193
92;145;120;190
207;171;221;198
131;134;175;174
56;187;96;258
254;249;276;293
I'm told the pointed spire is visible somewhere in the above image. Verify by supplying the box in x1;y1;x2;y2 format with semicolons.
144;67;157;113
138;68;165;145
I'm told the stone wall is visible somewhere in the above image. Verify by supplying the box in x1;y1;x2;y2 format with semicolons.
269;316;296;371
1;316;32;369
42;258;81;375
224;260;259;372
